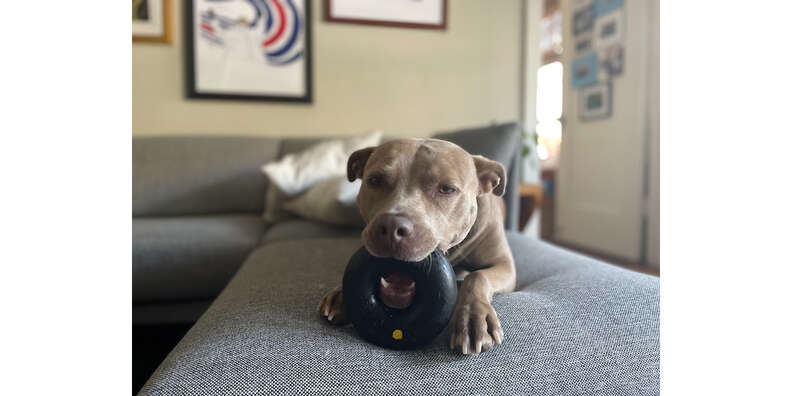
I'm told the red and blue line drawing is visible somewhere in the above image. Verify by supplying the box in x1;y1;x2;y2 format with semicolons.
198;0;304;66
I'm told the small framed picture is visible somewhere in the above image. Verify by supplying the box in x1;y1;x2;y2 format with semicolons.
325;0;447;30
186;0;312;102
571;54;599;88
593;0;624;16
133;0;173;43
600;44;624;77
579;82;612;121
573;4;594;36
575;34;593;54
593;10;623;50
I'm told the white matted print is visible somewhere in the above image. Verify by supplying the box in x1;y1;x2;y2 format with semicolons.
593;10;623;50
133;0;171;43
579;82;612;121
188;0;311;102
600;44;624;77
326;0;446;29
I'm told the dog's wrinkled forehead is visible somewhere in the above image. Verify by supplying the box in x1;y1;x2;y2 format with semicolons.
365;139;477;185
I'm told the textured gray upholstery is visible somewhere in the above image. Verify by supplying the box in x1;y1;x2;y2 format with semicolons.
133;136;278;216
277;134;392;158
278;137;328;158
261;219;362;243
433;123;523;231
140;233;659;395
133;215;265;302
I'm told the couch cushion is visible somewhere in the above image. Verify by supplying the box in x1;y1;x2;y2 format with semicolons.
263;132;382;196
141;233;659;395
133;215;265;302
281;176;365;228
433;123;520;172
262;132;382;223
133;136;279;216
261;219;361;243
278;137;329;158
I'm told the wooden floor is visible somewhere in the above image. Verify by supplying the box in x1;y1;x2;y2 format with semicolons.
547;239;660;277
609;260;660;277
523;179;659;278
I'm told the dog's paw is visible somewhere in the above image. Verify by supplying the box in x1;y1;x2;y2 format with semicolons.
449;298;504;355
317;286;349;325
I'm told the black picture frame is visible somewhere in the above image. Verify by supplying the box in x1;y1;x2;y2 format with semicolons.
573;4;594;36
185;0;312;103
325;0;447;30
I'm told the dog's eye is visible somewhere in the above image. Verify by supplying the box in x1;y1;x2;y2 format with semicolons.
367;175;383;187
439;184;457;195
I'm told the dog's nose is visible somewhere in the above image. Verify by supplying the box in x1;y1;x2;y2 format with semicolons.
378;215;414;245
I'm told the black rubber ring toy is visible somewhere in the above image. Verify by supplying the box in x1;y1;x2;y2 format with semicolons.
342;247;458;350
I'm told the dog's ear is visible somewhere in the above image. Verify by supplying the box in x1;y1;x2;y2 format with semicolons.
472;155;507;196
347;147;376;182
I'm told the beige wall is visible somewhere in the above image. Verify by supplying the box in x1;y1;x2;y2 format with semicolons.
555;0;657;262
133;0;522;138
646;0;660;268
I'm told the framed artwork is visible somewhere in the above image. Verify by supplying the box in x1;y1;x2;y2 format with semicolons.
593;0;624;17
325;0;447;30
593;10;623;50
571;54;599;88
186;0;312;102
573;3;594;36
600;44;624;77
133;0;173;43
579;82;612;121
575;34;593;54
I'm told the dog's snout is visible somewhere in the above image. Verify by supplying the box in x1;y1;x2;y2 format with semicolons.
380;215;414;244
364;213;431;261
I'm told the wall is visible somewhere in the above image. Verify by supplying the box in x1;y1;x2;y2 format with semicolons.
646;0;660;268
520;0;541;185
555;0;658;262
133;0;522;137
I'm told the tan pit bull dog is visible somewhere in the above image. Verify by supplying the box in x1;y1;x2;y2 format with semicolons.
317;138;516;355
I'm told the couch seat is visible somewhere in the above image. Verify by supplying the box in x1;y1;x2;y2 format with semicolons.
133;214;265;302
140;233;659;395
261;219;361;243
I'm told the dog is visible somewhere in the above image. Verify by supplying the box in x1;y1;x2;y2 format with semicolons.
318;138;516;355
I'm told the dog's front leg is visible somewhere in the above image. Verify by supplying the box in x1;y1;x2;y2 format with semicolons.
450;233;515;355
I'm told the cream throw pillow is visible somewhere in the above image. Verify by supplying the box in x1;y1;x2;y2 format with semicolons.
282;176;364;227
261;131;381;223
261;131;382;196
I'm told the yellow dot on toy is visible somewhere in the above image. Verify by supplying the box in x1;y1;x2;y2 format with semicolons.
392;329;403;340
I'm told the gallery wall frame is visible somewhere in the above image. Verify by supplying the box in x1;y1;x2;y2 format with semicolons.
572;0;625;121
133;0;173;43
185;0;313;103
324;0;447;30
579;81;612;121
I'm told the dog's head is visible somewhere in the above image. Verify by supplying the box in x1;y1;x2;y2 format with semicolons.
348;138;506;262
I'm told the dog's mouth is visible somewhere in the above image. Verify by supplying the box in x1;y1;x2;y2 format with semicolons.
378;272;416;309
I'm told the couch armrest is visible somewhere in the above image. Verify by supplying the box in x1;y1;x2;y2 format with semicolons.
140;235;659;395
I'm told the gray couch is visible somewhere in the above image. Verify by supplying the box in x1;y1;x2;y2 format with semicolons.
133;123;659;394
133;123;523;324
